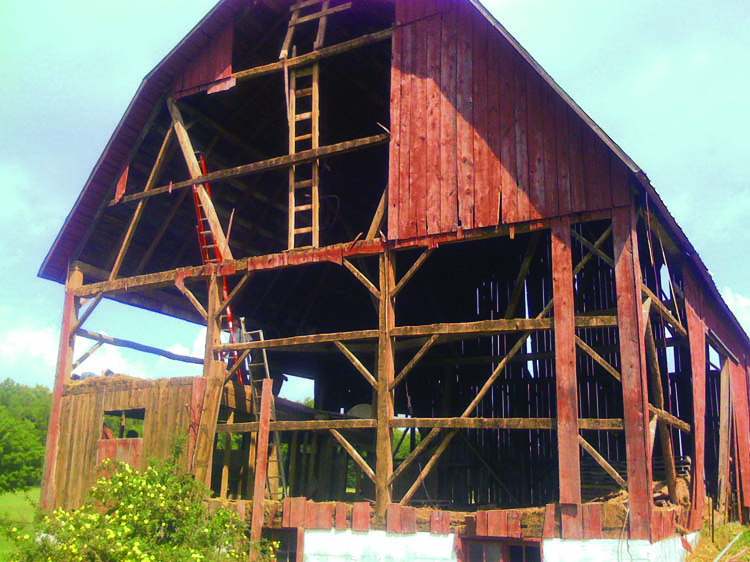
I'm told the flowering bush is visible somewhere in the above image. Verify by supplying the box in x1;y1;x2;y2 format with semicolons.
5;446;273;561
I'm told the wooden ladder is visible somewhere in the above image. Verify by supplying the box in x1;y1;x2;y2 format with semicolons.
241;326;287;501
280;0;350;249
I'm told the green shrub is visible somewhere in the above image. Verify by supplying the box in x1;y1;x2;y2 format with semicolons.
4;446;274;561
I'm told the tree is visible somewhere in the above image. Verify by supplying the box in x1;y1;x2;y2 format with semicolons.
0;406;45;493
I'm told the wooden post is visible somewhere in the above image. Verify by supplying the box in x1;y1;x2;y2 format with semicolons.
41;264;82;510
684;272;706;530
612;206;653;540
551;218;582;538
717;359;732;516
375;249;395;522
644;320;678;504
204;274;222;376
250;379;273;543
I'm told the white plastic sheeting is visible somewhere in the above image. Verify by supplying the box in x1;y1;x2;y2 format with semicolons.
302;529;458;561
542;532;699;562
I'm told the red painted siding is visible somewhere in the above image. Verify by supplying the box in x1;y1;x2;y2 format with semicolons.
388;1;629;239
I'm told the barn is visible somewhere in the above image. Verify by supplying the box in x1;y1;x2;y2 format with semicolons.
39;0;750;560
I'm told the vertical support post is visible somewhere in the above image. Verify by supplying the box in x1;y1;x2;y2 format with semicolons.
684;270;706;530
40;264;83;510
204;273;222;376
375;248;395;522
192;273;225;486
251;378;273;543
717;359;732;516
551;218;582;538
612;206;653;540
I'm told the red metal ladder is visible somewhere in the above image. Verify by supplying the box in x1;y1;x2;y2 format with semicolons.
191;154;244;384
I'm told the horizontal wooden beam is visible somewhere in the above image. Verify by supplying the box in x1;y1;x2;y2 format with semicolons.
215;418;376;433
111;134;389;206
233;28;392;83
216;329;378;353
73;239;385;298
76;328;204;365
392;318;552;338
390;418;624;431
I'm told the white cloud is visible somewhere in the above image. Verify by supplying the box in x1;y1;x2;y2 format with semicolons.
721;287;750;335
0;325;59;370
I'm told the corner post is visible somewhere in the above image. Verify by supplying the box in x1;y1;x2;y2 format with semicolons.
683;269;706;530
375;248;395;521
612;206;653;540
204;272;222;376
40;263;83;510
551;218;583;538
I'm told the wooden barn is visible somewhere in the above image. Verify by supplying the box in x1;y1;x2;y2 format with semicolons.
39;0;750;560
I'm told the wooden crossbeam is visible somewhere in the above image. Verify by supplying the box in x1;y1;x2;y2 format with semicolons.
571;228;614;268
216;329;378;353
578;435;627;489
71;340;104;370
575;335;621;382
217;272;253;319
334;341;377;388
391;227;614;488
366;188;387;240
223;349;252;385
399;430;457;505
175;281;207;321
642;285;687;338
76;328;203;365
215;419;376;433
648;405;691;433
329;429;375;483
505;231;541;318
239;28;392;83
71;292;103;334
108;125;175;281
392;318;552;338
392;248;433;298
343;259;381;299
167;98;233;261
390;334;441;391
111;134;389;206
389;418;623;430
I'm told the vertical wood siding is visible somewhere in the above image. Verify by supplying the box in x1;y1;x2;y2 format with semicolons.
388;0;631;239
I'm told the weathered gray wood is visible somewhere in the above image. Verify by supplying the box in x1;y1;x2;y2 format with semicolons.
76;328;203;364
334;341;377;388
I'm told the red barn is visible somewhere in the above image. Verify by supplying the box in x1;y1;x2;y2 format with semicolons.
39;1;750;559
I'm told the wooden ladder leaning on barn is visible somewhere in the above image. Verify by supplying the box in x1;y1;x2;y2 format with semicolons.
280;0;351;249
240;324;287;502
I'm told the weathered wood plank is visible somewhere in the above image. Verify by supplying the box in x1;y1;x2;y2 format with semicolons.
456;1;474;230
613;206;652;540
41;268;82;510
216;329;378;353
438;0;458;233
113;134;390;206
330;429;375;483
216;419;376;433
76;328;203;364
552;217;581;533
684;269;706;530
250;379;273;542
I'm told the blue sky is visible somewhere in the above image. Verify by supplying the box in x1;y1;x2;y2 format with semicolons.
1;0;748;399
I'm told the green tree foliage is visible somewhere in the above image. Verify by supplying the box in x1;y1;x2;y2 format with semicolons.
0;407;45;493
5;445;275;561
0;379;52;491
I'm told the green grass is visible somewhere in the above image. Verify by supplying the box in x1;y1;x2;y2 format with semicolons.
0;487;39;561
